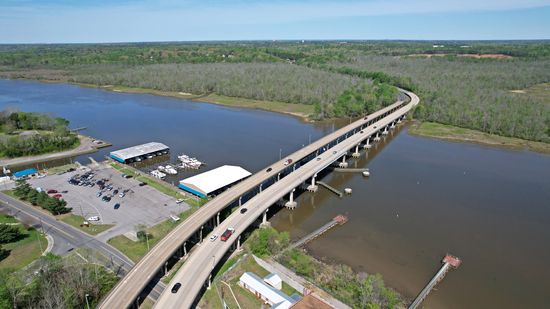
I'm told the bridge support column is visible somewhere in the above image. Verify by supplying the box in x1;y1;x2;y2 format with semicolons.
216;212;220;226
352;144;360;157
183;241;187;256
237;235;241;251
261;208;271;227
364;138;372;149
382;126;389;135
339;155;349;168
277;173;281;181
238;196;242;207
374;132;381;142
259;183;263;193
164;261;168;275
207;274;212;290
307;174;318;192
285;189;297;209
199;226;204;243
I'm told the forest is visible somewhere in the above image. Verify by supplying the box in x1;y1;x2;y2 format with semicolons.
0;110;79;158
0;41;548;142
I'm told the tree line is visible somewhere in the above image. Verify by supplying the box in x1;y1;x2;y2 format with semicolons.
13;180;72;215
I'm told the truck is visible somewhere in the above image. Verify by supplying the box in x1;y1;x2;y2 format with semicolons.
220;228;235;241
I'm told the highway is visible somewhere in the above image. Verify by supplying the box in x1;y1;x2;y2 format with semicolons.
99;89;418;309
153;89;419;308
0;192;166;300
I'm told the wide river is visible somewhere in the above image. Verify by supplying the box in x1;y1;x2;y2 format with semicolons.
1;79;549;308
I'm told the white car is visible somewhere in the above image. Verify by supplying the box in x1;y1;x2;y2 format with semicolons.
176;199;184;204
87;216;100;221
209;234;218;242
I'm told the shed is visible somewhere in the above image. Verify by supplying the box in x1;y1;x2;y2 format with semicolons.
178;165;251;198
13;168;38;178
239;272;294;309
264;273;283;290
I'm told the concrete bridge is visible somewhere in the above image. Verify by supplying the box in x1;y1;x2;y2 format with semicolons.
98;89;420;309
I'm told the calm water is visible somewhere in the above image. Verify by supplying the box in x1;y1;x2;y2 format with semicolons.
2;79;550;308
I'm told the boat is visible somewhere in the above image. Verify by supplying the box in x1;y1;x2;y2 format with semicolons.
135;157;142;162
164;165;178;175
150;170;166;179
146;154;153;159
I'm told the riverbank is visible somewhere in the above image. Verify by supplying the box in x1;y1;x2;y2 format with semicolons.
409;121;550;154
0;134;111;169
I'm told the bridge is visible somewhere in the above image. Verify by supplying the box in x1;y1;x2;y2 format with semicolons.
98;89;419;309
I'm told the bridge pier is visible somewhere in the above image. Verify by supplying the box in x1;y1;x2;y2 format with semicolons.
285;189;297;209
277;173;281;182
382;126;389;135
374;132;381;142
164;261;168;275
363;138;372;149
238;196;242;207
339;155;349;168
259;183;263;193
237;235;241;251
216;212;220;226
183;241;187;256
261;208;271;227
207;274;212;290
352;144;360;157
199;226;204;243
307;174;318;192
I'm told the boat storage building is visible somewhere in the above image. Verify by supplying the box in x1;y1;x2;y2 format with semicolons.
178;165;251;198
110;142;169;163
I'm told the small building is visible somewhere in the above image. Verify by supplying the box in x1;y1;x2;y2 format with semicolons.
239;272;295;309
178;165;251;198
12;168;38;179
109;142;169;163
264;273;283;290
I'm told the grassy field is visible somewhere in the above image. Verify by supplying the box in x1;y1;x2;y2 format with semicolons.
107;207;198;262
409;122;550;154
44;163;79;176
0;215;46;271
58;213;114;235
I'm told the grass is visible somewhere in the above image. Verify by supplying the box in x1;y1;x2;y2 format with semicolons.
510;82;550;102
0;214;18;224
43;163;79;176
58;213;114;236
0;223;46;271
107;207;198;262
409;121;550;154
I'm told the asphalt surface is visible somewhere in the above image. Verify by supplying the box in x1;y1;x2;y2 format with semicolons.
154;89;420;308
0;192;166;301
99;90;419;309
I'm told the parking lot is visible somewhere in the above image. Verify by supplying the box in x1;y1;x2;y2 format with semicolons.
28;163;189;239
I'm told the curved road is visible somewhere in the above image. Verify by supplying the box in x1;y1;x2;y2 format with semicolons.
99;90;419;309
154;90;419;308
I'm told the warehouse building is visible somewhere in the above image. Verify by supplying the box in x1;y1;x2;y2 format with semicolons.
178;165;251;198
110;142;169;163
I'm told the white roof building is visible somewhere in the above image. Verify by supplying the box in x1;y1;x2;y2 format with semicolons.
264;273;283;290
178;165;251;198
239;272;295;309
110;142;169;162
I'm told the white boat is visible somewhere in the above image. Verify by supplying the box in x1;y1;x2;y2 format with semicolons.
150;170;166;179
164;165;178;175
135;157;142;162
146;154;153;159
157;166;167;173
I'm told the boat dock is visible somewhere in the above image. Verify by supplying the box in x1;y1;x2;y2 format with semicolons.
290;215;348;249
317;181;343;197
408;254;462;309
333;167;369;173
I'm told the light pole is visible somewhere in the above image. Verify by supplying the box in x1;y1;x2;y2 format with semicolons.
85;294;90;309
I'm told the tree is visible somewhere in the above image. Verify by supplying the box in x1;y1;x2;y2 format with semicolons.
0;224;22;244
13;179;31;198
0;245;8;261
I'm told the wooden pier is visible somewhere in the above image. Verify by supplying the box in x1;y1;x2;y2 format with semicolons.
317;181;343;197
290;215;348;249
333;167;369;173
408;254;462;309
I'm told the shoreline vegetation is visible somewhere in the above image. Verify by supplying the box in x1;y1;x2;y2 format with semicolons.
409;121;550;154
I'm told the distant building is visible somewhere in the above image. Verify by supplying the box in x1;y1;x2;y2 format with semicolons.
239;272;296;309
178;165;251;198
12;168;38;179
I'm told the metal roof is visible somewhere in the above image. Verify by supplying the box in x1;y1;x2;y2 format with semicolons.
110;142;169;161
13;168;38;178
179;165;251;197
239;272;294;309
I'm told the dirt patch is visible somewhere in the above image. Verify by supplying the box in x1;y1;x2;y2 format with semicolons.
509;90;527;94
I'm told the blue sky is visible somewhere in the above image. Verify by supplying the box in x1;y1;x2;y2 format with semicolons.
1;0;550;43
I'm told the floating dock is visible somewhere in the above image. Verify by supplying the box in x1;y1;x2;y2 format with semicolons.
408;254;462;309
317;181;343;197
290;215;348;249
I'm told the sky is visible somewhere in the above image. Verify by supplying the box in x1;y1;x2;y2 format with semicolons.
1;0;550;43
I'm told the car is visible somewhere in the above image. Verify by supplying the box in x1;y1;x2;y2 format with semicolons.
114;203;120;210
97;191;102;197
284;159;292;166
119;192;125;198
220;228;235;241
102;196;111;202
52;194;62;199
139;182;147;187
364;116;368;120
360;130;364;133
266;167;272;172
316;157;322;161
113;189;119;194
240;208;248;214
47;189;57;194
373;125;377;129
122;174;133;179
61;190;68;194
67;168;76;172
176;199;184;204
333;150;337;154
209;234;218;242
171;283;182;293
87;216;100;221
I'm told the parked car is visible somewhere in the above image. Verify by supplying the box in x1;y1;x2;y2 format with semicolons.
176;199;184;204
87;216;100;221
240;208;248;214
209;234;218;242
52;194;62;199
113;189;119;195
97;191;102;197
61;190;68;194
119;192;125;198
171;283;182;293
114;203;120;210
220;228;235;241
139;182;147;187
102;196;111;202
47;189;57;194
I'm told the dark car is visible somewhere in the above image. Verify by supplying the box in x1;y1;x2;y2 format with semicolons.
113;189;119;195
266;167;272;172
240;208;248;214
139;182;147;187
47;189;58;194
102;196;111;202
114;203;120;210
171;283;182;293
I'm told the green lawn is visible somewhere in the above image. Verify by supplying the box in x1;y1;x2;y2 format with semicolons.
0;222;46;271
409;121;550;154
44;163;79;176
58;213;114;236
0;214;18;224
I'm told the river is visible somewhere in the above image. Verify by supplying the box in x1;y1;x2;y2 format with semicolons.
1;79;549;308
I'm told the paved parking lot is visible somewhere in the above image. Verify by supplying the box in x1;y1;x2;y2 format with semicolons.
28;163;189;240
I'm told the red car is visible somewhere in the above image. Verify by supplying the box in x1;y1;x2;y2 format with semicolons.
52;194;62;199
47;189;58;194
220;228;235;242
